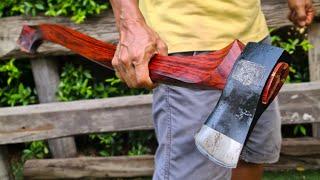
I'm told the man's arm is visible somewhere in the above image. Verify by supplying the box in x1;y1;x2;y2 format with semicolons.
109;0;168;89
288;0;316;27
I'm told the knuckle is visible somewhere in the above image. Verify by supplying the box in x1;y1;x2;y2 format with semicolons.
119;57;131;65
111;59;119;67
160;43;168;51
133;54;149;65
119;57;127;63
131;54;141;61
147;35;157;43
146;41;157;49
157;41;165;48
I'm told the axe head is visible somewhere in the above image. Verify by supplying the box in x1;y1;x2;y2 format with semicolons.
194;42;291;168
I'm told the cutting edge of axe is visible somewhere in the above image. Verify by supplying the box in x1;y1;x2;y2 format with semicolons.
195;42;291;168
195;125;243;168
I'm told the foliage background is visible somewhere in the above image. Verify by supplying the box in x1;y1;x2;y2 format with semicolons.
0;0;108;23
0;0;317;179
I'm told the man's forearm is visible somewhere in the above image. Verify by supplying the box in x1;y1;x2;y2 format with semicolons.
108;0;167;89
109;0;146;29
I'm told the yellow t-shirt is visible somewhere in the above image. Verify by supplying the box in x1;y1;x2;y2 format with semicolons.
139;0;269;53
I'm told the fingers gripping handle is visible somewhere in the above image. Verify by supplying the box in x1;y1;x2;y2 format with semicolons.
17;24;245;90
17;24;289;105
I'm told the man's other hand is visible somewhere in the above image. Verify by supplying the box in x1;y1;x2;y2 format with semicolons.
112;20;168;89
288;0;316;27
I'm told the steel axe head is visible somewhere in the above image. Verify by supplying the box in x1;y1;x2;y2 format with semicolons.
194;42;291;168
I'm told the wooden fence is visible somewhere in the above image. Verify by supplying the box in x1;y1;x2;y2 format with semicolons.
0;0;320;179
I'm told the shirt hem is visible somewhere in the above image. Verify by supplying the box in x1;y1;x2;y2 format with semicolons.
167;31;269;54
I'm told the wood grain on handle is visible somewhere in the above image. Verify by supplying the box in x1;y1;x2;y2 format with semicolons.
17;24;244;90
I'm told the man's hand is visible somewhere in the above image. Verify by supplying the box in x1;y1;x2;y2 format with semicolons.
288;0;316;27
109;0;167;89
112;20;167;89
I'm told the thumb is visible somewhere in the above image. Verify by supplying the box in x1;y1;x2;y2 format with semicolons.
156;39;168;56
295;6;307;26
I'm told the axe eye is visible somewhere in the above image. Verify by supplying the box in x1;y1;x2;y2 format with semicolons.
262;62;289;105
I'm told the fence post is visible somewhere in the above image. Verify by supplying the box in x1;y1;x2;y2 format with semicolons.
308;22;320;137
0;146;13;180
30;57;77;158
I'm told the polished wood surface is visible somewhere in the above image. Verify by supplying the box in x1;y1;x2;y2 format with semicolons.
17;24;244;90
17;24;289;104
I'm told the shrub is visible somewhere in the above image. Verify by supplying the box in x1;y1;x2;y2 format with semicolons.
271;27;312;83
0;59;37;107
0;0;108;23
57;62;154;156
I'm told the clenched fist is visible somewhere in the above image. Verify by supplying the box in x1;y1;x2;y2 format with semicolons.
112;19;167;89
288;0;316;27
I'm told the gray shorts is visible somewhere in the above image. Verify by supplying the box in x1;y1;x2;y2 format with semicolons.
152;37;282;180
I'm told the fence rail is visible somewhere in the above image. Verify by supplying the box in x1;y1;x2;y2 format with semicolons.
22;153;320;179
0;82;319;144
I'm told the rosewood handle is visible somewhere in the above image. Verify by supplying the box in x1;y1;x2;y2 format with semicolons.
17;24;289;105
17;24;244;90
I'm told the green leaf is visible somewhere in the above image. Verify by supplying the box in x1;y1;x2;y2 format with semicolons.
24;2;33;8
293;125;299;135
300;126;307;136
99;150;109;157
35;4;44;10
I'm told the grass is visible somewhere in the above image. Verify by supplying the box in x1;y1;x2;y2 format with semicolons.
263;170;320;180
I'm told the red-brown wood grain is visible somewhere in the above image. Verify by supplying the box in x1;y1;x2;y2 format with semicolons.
262;62;289;104
17;24;289;105
17;24;244;90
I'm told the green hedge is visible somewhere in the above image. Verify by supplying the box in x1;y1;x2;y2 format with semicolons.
0;0;109;23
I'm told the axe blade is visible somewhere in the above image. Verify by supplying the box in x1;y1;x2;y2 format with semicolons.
195;42;291;168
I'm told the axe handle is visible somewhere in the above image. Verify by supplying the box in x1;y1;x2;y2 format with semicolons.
17;24;244;90
17;24;289;105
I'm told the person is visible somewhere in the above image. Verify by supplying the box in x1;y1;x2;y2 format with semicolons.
109;0;315;180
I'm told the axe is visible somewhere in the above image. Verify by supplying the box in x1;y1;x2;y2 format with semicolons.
17;24;290;168
195;43;290;168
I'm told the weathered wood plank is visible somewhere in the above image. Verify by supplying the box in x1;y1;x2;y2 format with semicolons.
30;58;60;103
23;155;154;179
47;137;77;158
308;23;320;138
0;146;13;180
0;95;154;144
0;82;319;144
313;123;320;137
1;0;319;60
281;137;320;156
308;24;320;82
265;155;320;171
278;82;320;125
23;154;320;179
31;57;77;158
